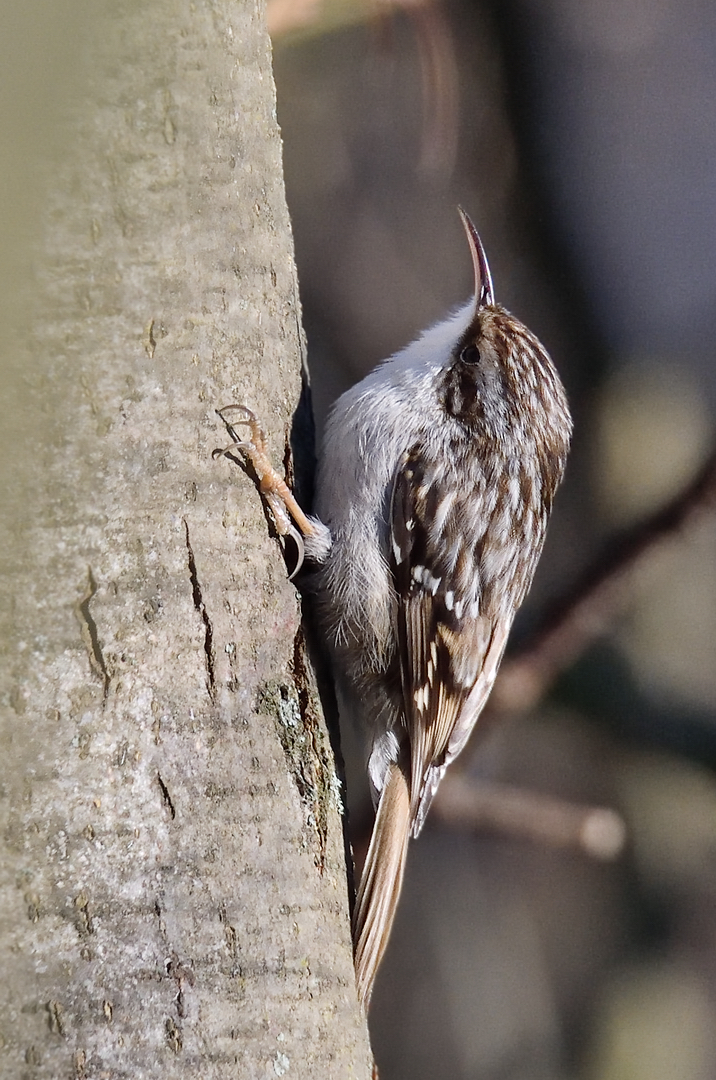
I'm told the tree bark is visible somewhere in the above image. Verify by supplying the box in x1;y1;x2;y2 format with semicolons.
0;1;371;1076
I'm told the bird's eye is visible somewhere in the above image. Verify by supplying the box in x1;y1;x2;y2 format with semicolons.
460;344;481;365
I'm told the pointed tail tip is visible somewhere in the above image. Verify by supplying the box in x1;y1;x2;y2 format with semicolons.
352;763;412;1011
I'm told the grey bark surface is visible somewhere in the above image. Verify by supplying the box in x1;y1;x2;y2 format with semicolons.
0;1;371;1076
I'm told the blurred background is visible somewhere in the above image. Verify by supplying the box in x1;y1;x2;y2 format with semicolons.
271;1;716;1077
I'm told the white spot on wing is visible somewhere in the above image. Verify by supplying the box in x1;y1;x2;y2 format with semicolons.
414;685;429;712
424;570;441;595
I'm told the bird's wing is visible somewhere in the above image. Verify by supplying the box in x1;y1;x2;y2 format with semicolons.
390;447;509;835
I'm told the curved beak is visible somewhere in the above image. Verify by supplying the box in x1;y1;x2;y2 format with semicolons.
458;207;495;310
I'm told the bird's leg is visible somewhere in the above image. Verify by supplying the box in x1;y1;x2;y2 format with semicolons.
214;404;317;576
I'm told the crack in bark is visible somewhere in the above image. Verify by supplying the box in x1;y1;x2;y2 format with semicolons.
153;899;167;938
143;318;156;358
75;567;110;702
74;892;94;936
219;903;238;958
47;1000;65;1036
165;1016;182;1054
183;519;216;700
166;955;195;1020
157;773;176;819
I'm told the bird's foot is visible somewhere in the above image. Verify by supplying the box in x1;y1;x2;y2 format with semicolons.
214;404;316;577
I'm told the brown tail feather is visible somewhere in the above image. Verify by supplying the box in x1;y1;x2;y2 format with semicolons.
352;763;411;1010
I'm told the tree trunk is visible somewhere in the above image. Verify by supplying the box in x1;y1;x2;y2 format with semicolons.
0;1;371;1075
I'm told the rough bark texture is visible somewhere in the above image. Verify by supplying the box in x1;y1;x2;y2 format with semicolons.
0;1;371;1076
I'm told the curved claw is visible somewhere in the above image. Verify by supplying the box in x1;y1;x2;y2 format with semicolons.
215;405;262;454
217;404;257;426
212;441;250;460
286;525;306;580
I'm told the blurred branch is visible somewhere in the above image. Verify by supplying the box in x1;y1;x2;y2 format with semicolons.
268;0;459;174
352;773;626;864
433;774;626;860
406;0;459;174
494;442;716;712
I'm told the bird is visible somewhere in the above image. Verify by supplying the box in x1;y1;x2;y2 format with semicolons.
216;208;572;1011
